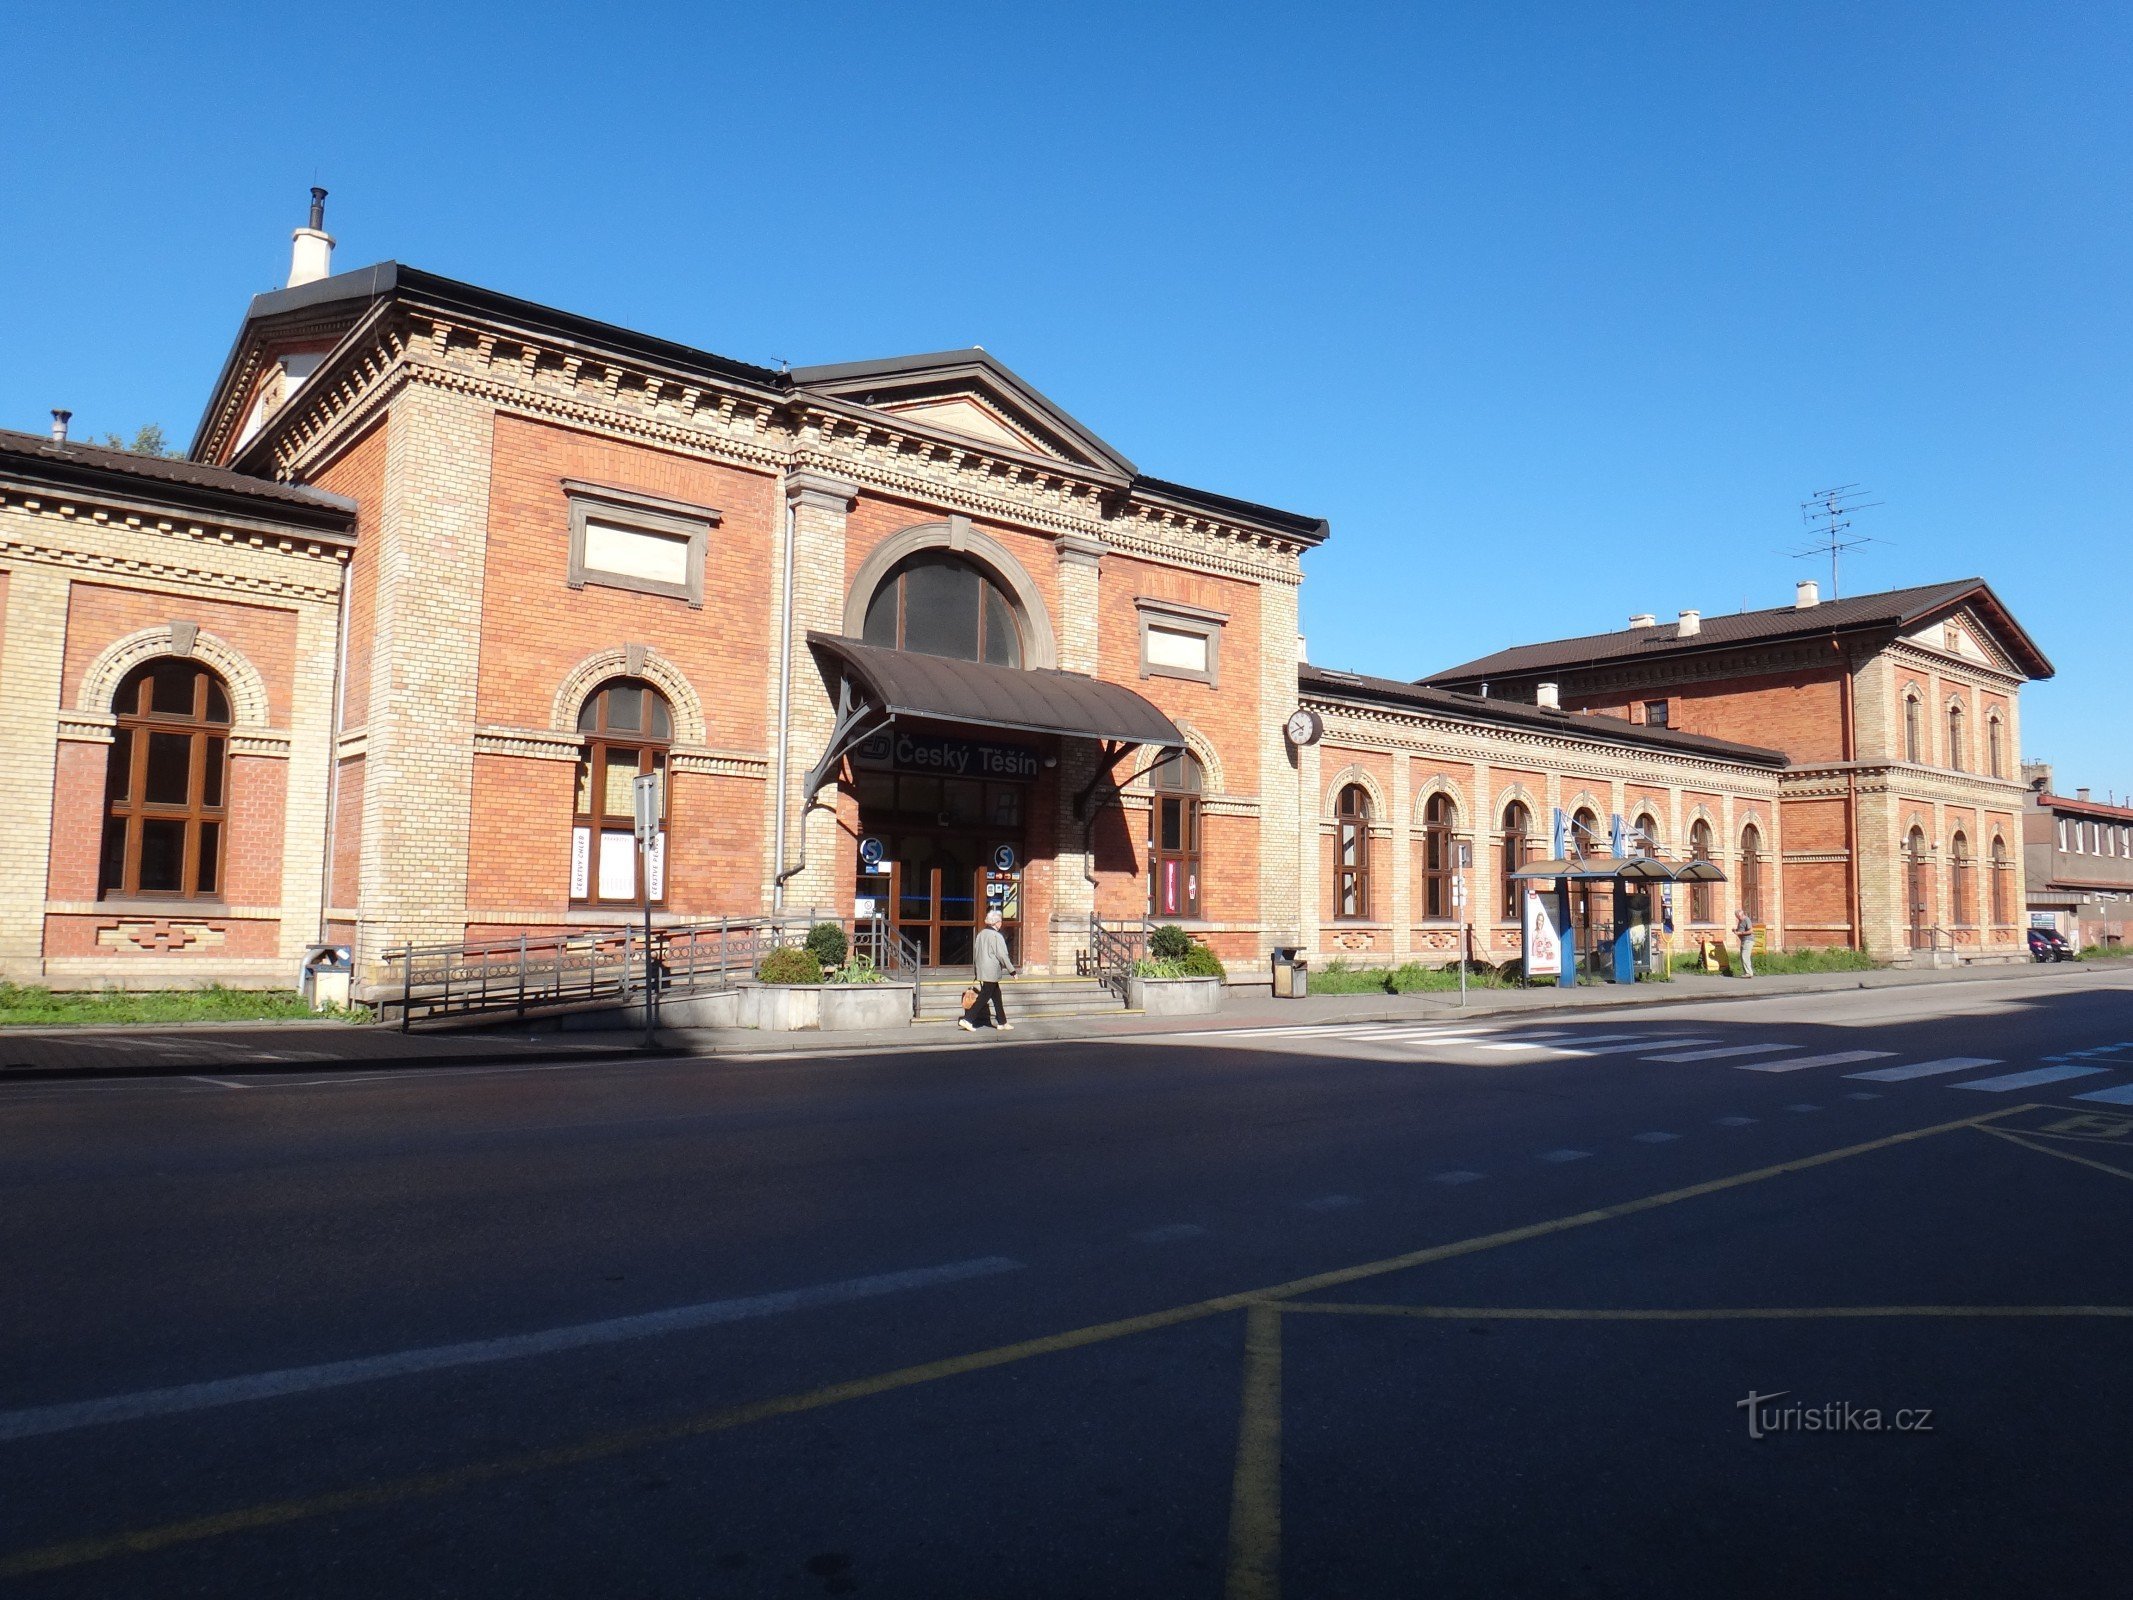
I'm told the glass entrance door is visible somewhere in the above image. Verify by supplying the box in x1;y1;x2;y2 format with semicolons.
889;837;982;967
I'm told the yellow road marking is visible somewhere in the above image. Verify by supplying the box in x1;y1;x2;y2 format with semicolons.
1224;1305;1283;1600
1977;1123;2133;1183
1279;1303;2133;1321
0;1103;2031;1580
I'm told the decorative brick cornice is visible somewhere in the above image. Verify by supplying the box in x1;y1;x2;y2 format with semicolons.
55;711;115;745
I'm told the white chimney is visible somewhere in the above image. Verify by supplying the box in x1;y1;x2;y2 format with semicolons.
287;187;335;288
2077;787;2091;802
1795;579;1820;609
49;408;70;443
1628;613;1656;629
1536;682;1560;710
1676;609;1701;637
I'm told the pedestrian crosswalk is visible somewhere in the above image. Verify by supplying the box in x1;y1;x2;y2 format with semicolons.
1161;1019;2133;1103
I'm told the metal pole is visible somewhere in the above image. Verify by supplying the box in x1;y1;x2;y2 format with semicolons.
1460;923;1468;1009
517;932;527;1018
643;846;656;1050
400;943;412;1032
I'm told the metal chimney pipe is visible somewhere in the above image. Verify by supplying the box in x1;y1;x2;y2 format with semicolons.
308;186;327;230
50;409;71;443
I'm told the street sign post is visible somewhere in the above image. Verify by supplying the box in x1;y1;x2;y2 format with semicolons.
1451;876;1468;1007
633;773;662;1046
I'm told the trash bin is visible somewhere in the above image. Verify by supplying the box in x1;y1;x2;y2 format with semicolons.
301;944;354;1011
1271;947;1308;999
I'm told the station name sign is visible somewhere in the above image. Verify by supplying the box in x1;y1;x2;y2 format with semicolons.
855;730;1041;781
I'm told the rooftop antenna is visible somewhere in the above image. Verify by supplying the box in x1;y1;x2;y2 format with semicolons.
1792;484;1883;599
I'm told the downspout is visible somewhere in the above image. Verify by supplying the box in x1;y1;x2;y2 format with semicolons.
771;480;796;911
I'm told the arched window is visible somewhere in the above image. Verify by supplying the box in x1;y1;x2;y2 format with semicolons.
1420;793;1458;920
1905;826;1931;947
574;679;672;905
1632;812;1660;857
1148;748;1203;919
1739;823;1764;923
861;551;1021;667
1903;692;1923;764
1335;783;1372;920
1947;702;1967;772
1499;800;1532;922
1688;818;1715;924
1986;714;2005;779
1571;806;1600;859
100;658;232;898
1990;835;2011;926
1949;831;1972;926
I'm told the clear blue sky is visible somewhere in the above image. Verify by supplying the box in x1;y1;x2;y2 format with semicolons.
5;3;2127;796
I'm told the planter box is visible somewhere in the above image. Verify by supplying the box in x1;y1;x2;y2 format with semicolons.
1124;975;1225;1015
738;983;915;1032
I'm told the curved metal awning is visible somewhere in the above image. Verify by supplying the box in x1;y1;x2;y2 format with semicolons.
800;633;1183;801
1512;856;1728;884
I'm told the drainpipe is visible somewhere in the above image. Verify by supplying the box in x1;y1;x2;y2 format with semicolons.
771;480;796;911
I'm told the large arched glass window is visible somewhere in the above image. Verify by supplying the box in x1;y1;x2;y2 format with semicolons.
1903;692;1923;764
100;659;232;898
1688;818;1715;924
1949;831;1972;926
1335;784;1372;920
574;679;672;905
861;551;1021;667
1632;812;1660;858
1990;835;2011;926
1420;793;1457;920
1499;800;1532;922
1148;749;1203;919
1947;703;1967;772
1740;823;1764;924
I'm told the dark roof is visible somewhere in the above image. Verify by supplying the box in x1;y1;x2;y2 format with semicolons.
1423;579;2053;684
202;266;1328;546
2034;792;2133;823
1299;663;1789;767
0;427;355;535
810;634;1184;749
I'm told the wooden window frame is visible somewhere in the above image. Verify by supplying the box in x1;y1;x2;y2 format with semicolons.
1947;702;1967;772
1419;793;1458;921
1990;837;2011;926
1949;832;1973;927
1147;750;1204;919
1688;819;1716;925
572;680;673;908
1903;692;1923;764
1499;801;1532;923
1739;823;1764;924
1334;784;1372;921
100;660;233;901
862;551;1022;668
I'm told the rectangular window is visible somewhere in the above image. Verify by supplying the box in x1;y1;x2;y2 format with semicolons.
1135;597;1226;686
564;479;717;607
1644;701;1670;728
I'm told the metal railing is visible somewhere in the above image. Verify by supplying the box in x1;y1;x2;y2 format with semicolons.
1078;913;1150;998
380;911;920;1029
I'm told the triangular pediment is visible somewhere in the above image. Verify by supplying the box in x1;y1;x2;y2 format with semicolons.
789;348;1137;477
1902;604;2019;674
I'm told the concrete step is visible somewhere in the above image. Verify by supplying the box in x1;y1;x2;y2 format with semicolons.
915;976;1124;1019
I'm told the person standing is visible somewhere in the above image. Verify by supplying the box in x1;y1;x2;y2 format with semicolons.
1734;905;1756;979
962;910;1016;1031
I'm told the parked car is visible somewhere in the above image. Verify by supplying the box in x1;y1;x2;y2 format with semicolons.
2026;927;2074;962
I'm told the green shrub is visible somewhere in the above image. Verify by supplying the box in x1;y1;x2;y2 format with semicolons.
2079;943;2132;960
1180;943;1227;979
757;946;823;985
1148;924;1193;961
825;955;887;984
1132;956;1188;978
803;921;848;969
0;983;346;1026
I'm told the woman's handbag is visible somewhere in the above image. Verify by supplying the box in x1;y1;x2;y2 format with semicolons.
960;986;981;1014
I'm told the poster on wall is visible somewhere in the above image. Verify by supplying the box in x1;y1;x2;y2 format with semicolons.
570;826;592;900
646;831;666;901
1522;887;1562;978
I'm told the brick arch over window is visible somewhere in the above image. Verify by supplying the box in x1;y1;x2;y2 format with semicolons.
1169;721;1226;794
1323;765;1388;820
552;647;707;746
842;522;1058;670
78;627;270;728
1412;775;1464;829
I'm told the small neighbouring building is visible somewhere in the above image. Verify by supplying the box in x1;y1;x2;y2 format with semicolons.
2022;768;2133;948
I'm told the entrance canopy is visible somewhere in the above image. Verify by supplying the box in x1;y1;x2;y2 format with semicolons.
802;633;1183;800
1512;856;1727;883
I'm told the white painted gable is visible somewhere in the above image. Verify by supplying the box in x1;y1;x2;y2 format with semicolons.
878;394;1055;457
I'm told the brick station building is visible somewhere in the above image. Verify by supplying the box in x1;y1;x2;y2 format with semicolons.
0;201;2058;992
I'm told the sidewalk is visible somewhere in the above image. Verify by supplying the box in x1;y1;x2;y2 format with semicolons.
1;959;2118;1082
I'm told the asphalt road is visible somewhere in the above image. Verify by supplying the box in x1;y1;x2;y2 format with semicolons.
3;969;2131;1598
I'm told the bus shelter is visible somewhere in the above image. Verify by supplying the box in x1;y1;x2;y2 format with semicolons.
1511;855;1728;985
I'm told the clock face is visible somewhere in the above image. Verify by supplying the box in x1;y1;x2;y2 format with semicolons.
1284;709;1323;747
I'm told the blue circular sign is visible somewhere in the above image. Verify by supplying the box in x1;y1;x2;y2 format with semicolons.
859;836;887;869
992;844;1018;873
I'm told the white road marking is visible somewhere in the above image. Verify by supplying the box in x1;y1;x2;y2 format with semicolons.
1951;1064;2110;1093
1643;1044;1801;1063
1733;1050;1896;1074
1846;1057;2002;1082
1134;1223;1208;1244
1537;1148;1593;1162
186;1076;252;1090
1474;1033;1647;1053
0;1255;1025;1444
1632;1131;1680;1143
1544;1037;1719;1056
2071;1083;2133;1106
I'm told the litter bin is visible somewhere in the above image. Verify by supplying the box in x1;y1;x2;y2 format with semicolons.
301;944;353;1011
1271;947;1308;999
